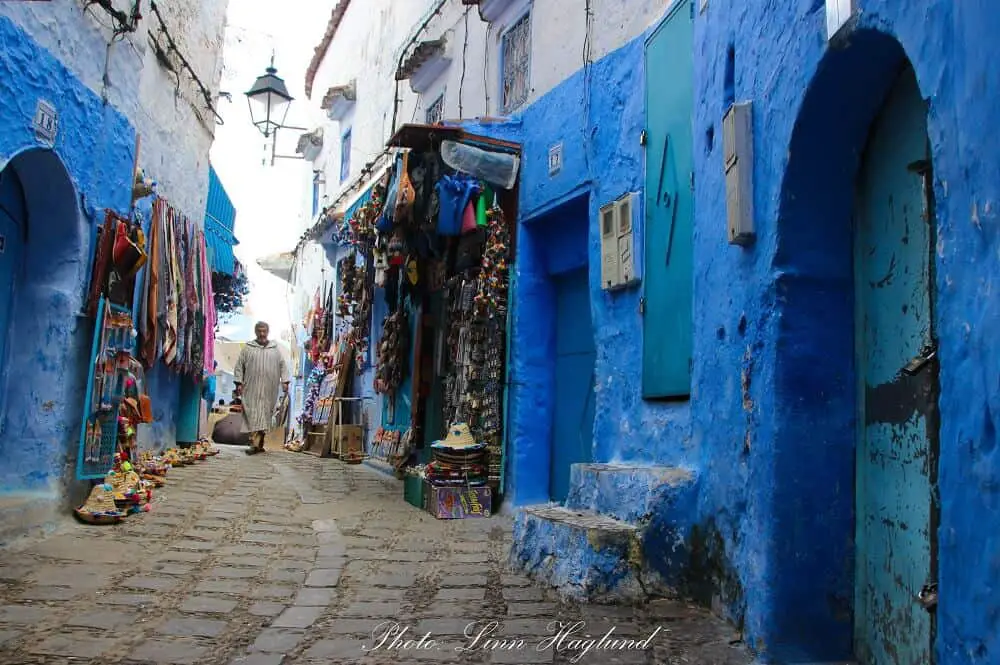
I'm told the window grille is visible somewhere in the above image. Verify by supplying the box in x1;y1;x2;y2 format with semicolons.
501;12;530;114
426;94;445;125
340;129;352;183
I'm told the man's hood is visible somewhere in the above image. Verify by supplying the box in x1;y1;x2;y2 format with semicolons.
247;339;277;349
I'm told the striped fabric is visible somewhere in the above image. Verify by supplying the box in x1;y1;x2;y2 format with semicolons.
234;340;288;432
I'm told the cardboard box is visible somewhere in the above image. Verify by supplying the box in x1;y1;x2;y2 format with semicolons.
333;424;363;458
425;482;492;519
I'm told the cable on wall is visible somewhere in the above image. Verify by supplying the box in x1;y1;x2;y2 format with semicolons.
390;0;448;138
148;1;225;126
483;22;492;113
83;0;142;39
459;8;470;117
582;0;594;174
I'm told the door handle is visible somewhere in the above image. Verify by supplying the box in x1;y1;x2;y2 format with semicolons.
917;582;937;612
653;132;679;266
902;344;937;376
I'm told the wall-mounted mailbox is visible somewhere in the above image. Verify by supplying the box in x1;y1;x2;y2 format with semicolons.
600;192;640;291
723;101;754;246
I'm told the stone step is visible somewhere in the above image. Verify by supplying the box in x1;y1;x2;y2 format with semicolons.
565;463;696;524
510;505;647;604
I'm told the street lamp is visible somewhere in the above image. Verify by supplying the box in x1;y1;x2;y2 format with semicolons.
245;55;307;165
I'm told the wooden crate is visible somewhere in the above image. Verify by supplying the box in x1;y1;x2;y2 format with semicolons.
331;424;363;459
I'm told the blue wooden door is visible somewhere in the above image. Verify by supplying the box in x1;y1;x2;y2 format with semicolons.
854;65;937;665
550;268;595;503
642;0;695;399
0;167;26;382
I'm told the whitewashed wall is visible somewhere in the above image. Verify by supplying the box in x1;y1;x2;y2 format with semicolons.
306;0;669;212
0;0;228;219
290;0;670;328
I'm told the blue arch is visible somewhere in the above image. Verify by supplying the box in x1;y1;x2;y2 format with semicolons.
767;29;926;662
0;148;88;494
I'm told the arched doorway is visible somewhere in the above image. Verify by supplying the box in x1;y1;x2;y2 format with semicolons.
0;149;87;496
0;166;27;382
770;31;940;664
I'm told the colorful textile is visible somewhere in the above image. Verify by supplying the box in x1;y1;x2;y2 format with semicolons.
136;197;218;377
435;174;480;236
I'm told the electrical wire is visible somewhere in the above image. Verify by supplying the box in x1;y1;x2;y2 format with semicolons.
390;0;449;138
582;0;594;174
483;23;492;113
83;0;141;40
459;8;470;117
148;1;225;126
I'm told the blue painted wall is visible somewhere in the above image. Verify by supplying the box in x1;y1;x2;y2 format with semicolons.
463;35;694;510
0;17;201;513
469;0;1000;662
0;16;134;499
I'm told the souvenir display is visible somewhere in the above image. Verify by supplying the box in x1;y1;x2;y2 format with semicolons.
427;423;488;487
73;440;220;526
295;132;518;518
374;309;410;396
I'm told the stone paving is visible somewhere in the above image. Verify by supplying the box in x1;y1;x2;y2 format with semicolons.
0;447;751;665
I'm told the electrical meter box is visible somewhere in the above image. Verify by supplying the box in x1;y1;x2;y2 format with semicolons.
723;102;755;246
599;192;640;290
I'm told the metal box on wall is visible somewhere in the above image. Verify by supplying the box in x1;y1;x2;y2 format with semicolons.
723;102;755;246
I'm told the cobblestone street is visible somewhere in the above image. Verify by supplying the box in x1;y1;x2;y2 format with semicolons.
0;449;749;665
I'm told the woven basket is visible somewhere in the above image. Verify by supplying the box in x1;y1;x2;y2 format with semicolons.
105;470;131;499
141;473;165;487
74;509;125;525
74;485;126;524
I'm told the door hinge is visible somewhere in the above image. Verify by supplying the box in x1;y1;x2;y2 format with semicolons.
640;129;647;146
639;296;646;315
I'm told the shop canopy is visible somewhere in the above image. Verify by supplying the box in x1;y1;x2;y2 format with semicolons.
204;165;240;275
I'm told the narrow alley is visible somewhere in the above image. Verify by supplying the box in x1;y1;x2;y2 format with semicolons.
0;449;748;665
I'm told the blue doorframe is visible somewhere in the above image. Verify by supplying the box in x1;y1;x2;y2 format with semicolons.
853;64;937;665
550;266;596;503
0;165;26;430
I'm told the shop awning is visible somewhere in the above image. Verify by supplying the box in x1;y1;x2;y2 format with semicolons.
257;252;295;282
205;165;240;275
386;123;520;154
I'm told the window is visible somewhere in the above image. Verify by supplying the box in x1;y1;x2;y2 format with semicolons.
311;173;320;218
340;129;352;183
500;11;530;114
426;94;445;125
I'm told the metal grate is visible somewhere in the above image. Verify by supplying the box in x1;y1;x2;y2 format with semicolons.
80;411;120;480
340;129;352;183
501;12;530;114
426;94;445;125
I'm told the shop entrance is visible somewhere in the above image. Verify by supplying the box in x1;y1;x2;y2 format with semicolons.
853;63;937;665
0;165;26;377
549;267;595;503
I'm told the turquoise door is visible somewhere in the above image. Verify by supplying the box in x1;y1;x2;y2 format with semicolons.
642;0;695;399
854;64;937;665
0;166;26;381
550;268;596;503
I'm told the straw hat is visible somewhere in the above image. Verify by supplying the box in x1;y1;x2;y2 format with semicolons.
74;484;126;524
431;423;485;451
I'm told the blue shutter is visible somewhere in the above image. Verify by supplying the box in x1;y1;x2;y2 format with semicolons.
642;0;695;399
